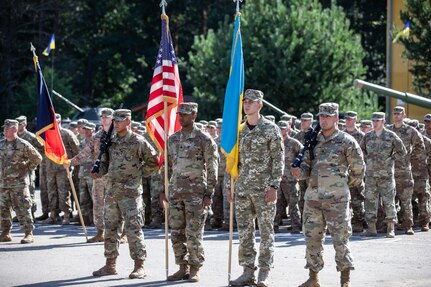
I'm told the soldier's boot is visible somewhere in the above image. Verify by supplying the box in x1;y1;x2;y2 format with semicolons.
0;228;12;242
62;212;71;225
148;217;163;229
298;270;320;287
92;258;117;276
421;222;430;232
35;213;49;221
257;268;270;287
352;223;364;233
291;226;301;234
229;266;256;286
340;269;351;287
87;229;104;243
129;259;146;279
386;222;395;238
119;230;128;244
167;264;190;281
405;226;414;235
365;222;377;237
20;230;34;244
188;266;200;282
43;211;57;224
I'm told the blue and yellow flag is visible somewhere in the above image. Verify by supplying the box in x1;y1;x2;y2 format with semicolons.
393;21;410;43
220;13;244;179
42;34;55;56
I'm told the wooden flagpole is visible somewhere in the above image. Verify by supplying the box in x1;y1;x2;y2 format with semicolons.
66;168;88;241
163;100;170;279
228;177;235;284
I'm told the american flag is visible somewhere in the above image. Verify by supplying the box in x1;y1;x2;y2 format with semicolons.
146;14;183;166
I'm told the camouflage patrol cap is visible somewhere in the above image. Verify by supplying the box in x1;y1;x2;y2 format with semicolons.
344;111;358;119
317;103;339;116
69;121;78;128
83;122;96;130
371;112;385;121
16;115;27;124
277;120;289;129
244;89;264;102
195;122;203;129
100;108;114;117
407;119;419;128
339;119;346;124
77;118;89;127
301;112;313;120
177;102;198;114
216;118;223;127
113;109;132;121
2;119;19;128
207;121;217;128
266;115;275;122
199;120;208;126
424;114;431;122
131;121;142;129
280;114;292;121
360;120;372;127
393;106;405;114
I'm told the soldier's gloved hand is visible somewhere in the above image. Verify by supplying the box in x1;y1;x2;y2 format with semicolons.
159;192;169;210
291;167;301;178
265;186;277;203
202;195;212;208
63;160;71;170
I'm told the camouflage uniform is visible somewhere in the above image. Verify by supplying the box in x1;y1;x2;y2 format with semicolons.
98;111;158;260
166;118;218;268
0;120;42;235
297;103;365;273
212;134;225;227
294;126;312;217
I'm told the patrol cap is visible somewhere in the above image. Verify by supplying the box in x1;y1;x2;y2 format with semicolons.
266;115;275;122
77;118;89;127
83;122;96;130
195;122;203;129
424;114;431;122
16;115;27;124
280;114;292;121
55;113;61;120
301;112;313;120
113;109;132;121
216;118;223;127
177;102;198;114
100;108;114;117
344;111;358;119
317;103;339;116
393;106;405;114
371;112;385;121
243;89;264;102
2;119;19;128
199;120;208;126
207;121;217;128
277;120;289;129
339;119;346;124
360;120;372;127
69;121;78;128
131;121;142;129
407;119;419;128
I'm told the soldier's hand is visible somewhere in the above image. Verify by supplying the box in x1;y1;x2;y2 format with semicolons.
90;172;99;180
291;167;301;177
227;189;235;203
202;196;212;208
265;187;277;203
159;192;169;210
63;161;71;170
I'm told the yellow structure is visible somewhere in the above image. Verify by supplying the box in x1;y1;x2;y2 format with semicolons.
387;0;431;122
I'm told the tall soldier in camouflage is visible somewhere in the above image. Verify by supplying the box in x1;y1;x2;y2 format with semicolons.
274;120;302;234
292;103;364;287
16;116;44;219
43;114;80;224
158;102;218;283
91;109;158;279
388;106;425;234
343;111;366;233
0;119;42;244
229;90;284;287
360;112;407;238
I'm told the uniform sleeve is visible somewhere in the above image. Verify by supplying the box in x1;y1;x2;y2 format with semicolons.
70;139;94;166
411;129;426;162
25;143;42;171
140;138;159;178
346;139;365;189
392;134;408;168
68;133;80;157
269;127;285;187
204;136;219;197
359;137;368;162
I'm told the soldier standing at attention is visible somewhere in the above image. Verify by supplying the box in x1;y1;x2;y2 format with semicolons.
229;89;284;287
292;103;365;287
91;109;158;279
0;119;42;243
159;102;218;283
360;112;406;238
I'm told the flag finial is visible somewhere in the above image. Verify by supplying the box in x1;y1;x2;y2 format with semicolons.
233;0;243;13
30;42;38;70
160;0;167;15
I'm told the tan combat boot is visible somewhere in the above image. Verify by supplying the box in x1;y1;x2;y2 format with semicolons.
188;265;200;282
92;258;118;276
229;266;256;286
405;226;414;235
257;268;270;287
20;230;34;244
386;222;395;238
167;264;190;281
422;223;430;232
43;211;57;224
0;228;12;242
62;212;70;225
298;270;320;287
340;269;351;287
129;259;146;279
87;229;104;243
365;222;377;237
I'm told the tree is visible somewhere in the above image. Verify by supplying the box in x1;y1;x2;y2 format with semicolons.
398;0;431;98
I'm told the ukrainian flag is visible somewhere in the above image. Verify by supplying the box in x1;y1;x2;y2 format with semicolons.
393;21;410;43
42;34;55;56
220;13;244;179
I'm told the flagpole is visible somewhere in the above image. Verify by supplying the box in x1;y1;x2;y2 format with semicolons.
66;169;88;241
228;177;235;284
51;50;55;91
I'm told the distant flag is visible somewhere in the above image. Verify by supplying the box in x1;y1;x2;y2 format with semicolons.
146;13;183;167
42;34;55;56
220;13;244;179
393;21;411;43
33;52;68;164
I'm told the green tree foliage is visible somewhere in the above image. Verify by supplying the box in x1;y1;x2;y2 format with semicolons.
188;0;377;119
398;0;431;98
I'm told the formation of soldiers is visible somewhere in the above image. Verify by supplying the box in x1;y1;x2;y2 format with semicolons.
1;96;431;287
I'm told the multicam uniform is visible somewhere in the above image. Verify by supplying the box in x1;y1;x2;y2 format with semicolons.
212;135;225;227
294;128;312;217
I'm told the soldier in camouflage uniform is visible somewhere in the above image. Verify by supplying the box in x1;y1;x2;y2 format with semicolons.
159;102;218;283
360;112;407;238
388;106;425;234
16;116;44;219
423;115;431;193
92;109;158;279
229;90;284;287
359;120;373;134
292;103;365;287
0;119;42;244
343;111;366;233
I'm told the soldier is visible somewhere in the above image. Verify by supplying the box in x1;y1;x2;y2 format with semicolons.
274;120;302;234
361;112;407;238
159;102;218;282
388;106;425;234
68;121;79;136
423;114;431;139
0;119;42;243
359;120;373;134
343;111;366;233
91;109;158;279
229;89;284;287
265;115;276;123
281;114;298;138
292;103;365;287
